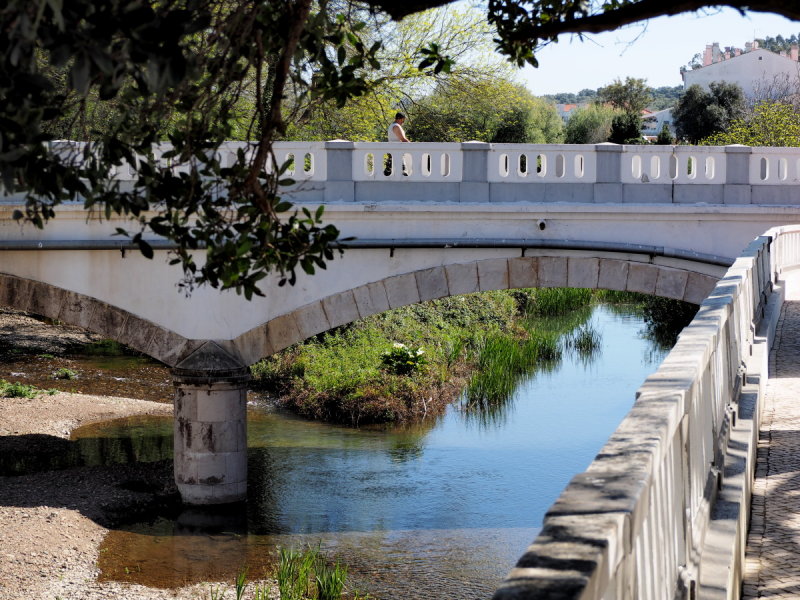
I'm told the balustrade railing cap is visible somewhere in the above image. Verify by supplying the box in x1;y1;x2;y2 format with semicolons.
724;144;752;153
595;143;623;152
461;141;491;150
324;139;355;149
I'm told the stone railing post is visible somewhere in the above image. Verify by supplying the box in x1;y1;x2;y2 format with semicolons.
324;139;355;202
724;144;752;204
460;141;490;202
593;143;623;203
172;342;251;505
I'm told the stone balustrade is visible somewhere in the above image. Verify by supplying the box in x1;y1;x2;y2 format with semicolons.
39;140;800;207
492;225;800;599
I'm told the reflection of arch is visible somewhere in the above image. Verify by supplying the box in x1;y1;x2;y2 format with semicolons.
231;254;722;366
0;272;196;366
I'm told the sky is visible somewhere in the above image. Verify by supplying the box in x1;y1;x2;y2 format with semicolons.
518;8;800;96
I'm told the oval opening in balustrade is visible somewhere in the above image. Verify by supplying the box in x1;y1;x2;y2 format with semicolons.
537;154;546;177
442;153;451;177
631;155;642;179
555;154;565;178
574;155;585;178
686;156;697;180
422;153;432;177
499;154;510;178
779;158;788;181
650;156;660;179
669;154;678;180
281;153;296;175
760;157;769;181
519;154;528;176
303;153;314;175
364;153;375;176
704;156;714;180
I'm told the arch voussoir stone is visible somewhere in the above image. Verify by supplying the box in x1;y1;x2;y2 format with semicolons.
384;273;419;308
539;257;568;287
477;258;509;291
352;282;390;319
416;266;449;302
598;259;629;291
627;263;659;294
444;262;479;295
655;268;690;301
321;289;359;329
567;257;600;289
509;257;539;288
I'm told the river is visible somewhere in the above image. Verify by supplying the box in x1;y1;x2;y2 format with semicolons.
47;303;668;599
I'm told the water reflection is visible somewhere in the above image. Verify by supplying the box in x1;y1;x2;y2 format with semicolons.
74;305;668;598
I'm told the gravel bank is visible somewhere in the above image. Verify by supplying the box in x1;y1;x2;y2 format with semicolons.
0;310;278;600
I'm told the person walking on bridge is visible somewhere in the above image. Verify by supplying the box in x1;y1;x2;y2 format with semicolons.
387;112;409;143
385;112;409;176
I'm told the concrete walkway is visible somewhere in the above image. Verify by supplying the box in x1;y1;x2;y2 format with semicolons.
743;274;800;599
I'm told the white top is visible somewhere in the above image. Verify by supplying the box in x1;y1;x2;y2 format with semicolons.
387;122;406;142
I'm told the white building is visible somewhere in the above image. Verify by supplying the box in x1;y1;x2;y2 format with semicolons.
681;41;800;99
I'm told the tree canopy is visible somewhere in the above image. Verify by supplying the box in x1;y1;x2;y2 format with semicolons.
703;102;800;146
673;82;747;143
4;0;800;298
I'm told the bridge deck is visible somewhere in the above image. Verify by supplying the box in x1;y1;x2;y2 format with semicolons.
744;270;800;598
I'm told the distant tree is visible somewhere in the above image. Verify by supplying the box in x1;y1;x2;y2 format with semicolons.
564;104;620;143
673;82;746;143
597;77;652;114
703;102;800;146
656;122;675;145
409;79;563;143
609;111;644;144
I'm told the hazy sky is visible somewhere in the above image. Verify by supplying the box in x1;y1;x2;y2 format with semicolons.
519;8;800;95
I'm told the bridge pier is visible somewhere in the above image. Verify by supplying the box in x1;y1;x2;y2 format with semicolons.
171;343;250;505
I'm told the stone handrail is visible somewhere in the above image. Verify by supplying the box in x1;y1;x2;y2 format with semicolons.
492;225;800;600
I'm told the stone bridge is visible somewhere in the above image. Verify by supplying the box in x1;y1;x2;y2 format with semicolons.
3;141;800;598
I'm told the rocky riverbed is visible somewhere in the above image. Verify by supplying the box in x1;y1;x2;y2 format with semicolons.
0;309;278;600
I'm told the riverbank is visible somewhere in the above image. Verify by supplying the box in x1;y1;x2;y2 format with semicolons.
0;310;279;600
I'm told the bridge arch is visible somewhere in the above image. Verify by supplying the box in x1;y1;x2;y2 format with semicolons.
0;272;195;365
231;253;723;366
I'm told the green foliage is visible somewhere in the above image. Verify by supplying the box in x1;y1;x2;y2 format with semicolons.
408;79;563;143
381;343;427;375
277;546;318;600
52;367;77;380
609;111;643;144
519;287;594;317
315;559;348;600
465;331;560;409
598;77;652;115
656;122;675;145
703;102;800;147
0;380;40;398
0;379;58;398
673;82;746;143
564;104;620;144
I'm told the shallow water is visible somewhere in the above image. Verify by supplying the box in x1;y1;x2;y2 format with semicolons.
66;305;668;598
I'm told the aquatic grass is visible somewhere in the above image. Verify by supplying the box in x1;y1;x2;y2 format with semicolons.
521;288;594;317
52;367;77;380
277;546;318;600
563;323;602;364
315;558;347;600
235;568;247;600
465;331;561;410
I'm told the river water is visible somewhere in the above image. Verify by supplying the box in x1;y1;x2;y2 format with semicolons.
65;304;666;598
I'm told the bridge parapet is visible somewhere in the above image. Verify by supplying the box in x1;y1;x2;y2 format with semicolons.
492;226;800;599
32;141;800;207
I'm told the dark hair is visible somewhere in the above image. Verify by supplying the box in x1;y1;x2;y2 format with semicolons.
395;112;405;120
